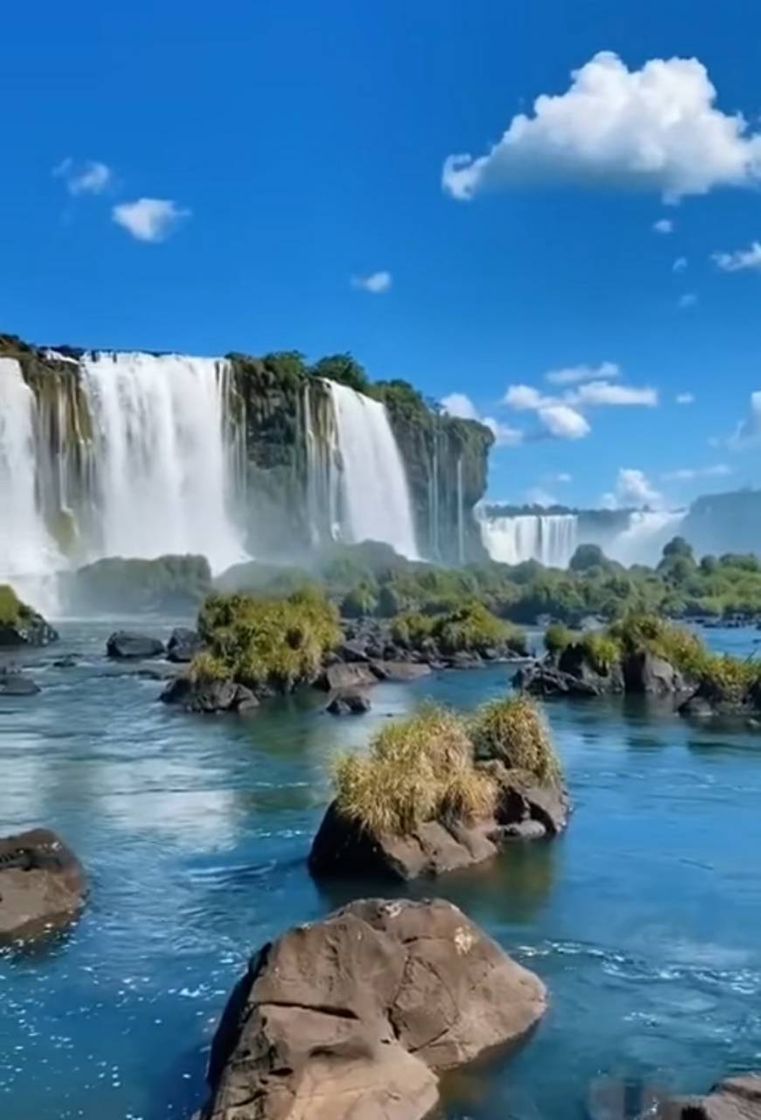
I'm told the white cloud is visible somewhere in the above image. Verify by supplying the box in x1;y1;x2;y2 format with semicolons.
572;380;658;406
503;384;547;410
545;360;620;385
662;464;732;481
555;472;572;483
609;468;663;508
53;158;112;196
673;256;688;272
678;292;698;308
441;393;523;446
443;52;761;203
653;218;674;234
729;391;761;448
676;392;695;404
712;241;761;272
112;198;190;243
351;270;392;293
538;404;590;440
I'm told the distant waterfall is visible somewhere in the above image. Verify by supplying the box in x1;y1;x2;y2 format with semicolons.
0;358;62;608
480;513;579;567
314;380;418;558
607;510;686;567
80;353;245;573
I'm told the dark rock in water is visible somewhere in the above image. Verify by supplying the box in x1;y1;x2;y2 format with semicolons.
662;1074;761;1118
315;662;377;692
369;660;433;682
621;650;689;696
0;828;87;944
200;898;547;1120
448;650;483;669
0;670;40;696
678;676;761;725
326;689;371;715
166;627;202;664
52;654;79;669
338;638;371;663
106;631;165;660
515;661;602;698
558;643;624;693
0;604;58;648
160;675;258;714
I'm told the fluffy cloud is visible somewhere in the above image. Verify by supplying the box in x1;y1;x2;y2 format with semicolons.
653;218;674;234
673;257;688;272
443;52;761;203
555;472;573;483
545;360;620;385
53;158;112;196
712;241;761;272
503;384;547;410
351;270;392;293
538;404;590;440
605;468;663;509
112;198;190;242
441;393;522;446
676;392;695;404
662;464;732;481
728;391;761;448
678;293;698;308
572;381;658;406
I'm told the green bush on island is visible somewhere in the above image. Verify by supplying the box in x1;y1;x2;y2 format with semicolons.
0;585;23;625
390;601;527;656
333;696;563;837
196;586;342;691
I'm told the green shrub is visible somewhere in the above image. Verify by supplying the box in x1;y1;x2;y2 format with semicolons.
340;584;379;618
333;706;496;836
544;623;575;657
434;601;511;654
0;585;23;626
197;586;341;691
390;611;434;647
469;696;562;786
579;631;621;673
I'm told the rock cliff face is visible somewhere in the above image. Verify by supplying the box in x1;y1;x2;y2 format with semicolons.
0;335;492;566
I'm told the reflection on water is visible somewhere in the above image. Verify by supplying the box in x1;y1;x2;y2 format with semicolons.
2;622;761;1119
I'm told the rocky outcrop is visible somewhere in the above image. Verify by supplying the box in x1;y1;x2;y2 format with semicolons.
0;829;87;944
326;689;372;715
662;1074;761;1118
160;675;258;715
0;597;58;648
106;631;165;660
166;627;202;663
518;644;690;701
621;650;691;696
514;661;603;698
316;662;378;692
678;676;761;725
310;768;570;882
200;898;547;1120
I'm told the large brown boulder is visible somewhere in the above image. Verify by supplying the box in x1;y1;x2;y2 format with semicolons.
201;898;547;1120
0;828;87;944
662;1074;761;1118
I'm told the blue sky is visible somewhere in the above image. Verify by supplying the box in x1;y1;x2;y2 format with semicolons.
3;0;761;510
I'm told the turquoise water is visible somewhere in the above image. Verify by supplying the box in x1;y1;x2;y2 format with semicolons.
2;621;761;1119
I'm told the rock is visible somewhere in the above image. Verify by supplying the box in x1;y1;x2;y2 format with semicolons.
663;1074;761;1118
200;898;547;1120
0;614;58;647
160;675;259;714
166;627;202;664
515;661;602;698
494;767;571;836
678;692;717;720
315;662;377;692
106;631;165;660
503;820;547;840
0;670;40;696
369;660;433;682
448;650;483;669
326;689;371;715
338;638;371;663
0;828;87;944
558;643;624;692
621;650;688;695
52;654;79;669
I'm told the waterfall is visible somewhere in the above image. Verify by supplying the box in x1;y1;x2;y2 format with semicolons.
323;380;418;558
607;510;686;567
480;513;579;567
0;359;63;609
456;456;465;565
80;353;245;573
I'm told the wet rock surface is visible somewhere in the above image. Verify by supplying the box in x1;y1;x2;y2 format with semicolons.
166;627;203;664
0;828;87;944
201;898;547;1120
106;631;165;660
160;675;259;714
325;689;372;715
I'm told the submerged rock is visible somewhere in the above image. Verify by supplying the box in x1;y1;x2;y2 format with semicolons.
160;675;258;714
326;689;371;715
106;631;165;660
166;627;202;664
0;828;87;944
200;898;546;1120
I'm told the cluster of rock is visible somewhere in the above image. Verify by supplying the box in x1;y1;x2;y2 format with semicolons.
200;898;547;1120
341;616;526;671
310;763;570;882
0;829;87;945
516;643;691;701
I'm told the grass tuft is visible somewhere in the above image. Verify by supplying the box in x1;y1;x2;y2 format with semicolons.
469;696;562;786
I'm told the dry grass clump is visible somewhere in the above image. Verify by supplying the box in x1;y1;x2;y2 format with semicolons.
334;705;497;836
469;696;562;787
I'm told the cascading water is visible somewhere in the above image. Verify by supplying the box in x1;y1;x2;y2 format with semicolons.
607;510;686;567
480;513;579;567
0;358;63;610
323;380;418;558
80;353;245;573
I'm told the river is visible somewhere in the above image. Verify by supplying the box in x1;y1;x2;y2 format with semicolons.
1;620;761;1119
